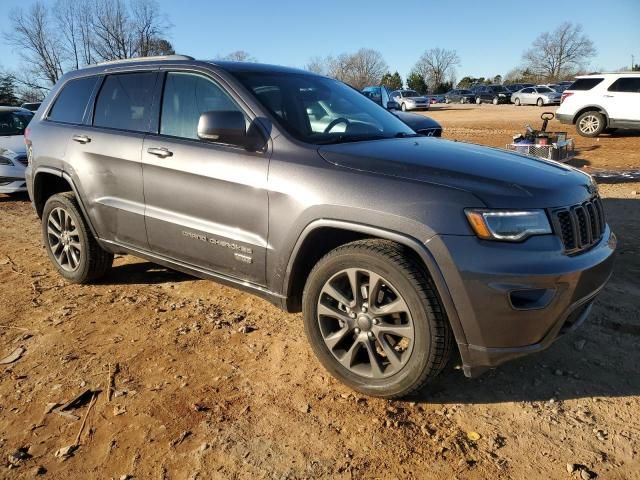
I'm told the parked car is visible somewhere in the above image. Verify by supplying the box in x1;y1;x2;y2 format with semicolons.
389;89;430;111
0;106;33;194
444;89;475;104
557;72;640;137
20;102;41;112
361;86;442;136
505;83;534;95
511;86;562;106
472;85;512;104
26;56;615;398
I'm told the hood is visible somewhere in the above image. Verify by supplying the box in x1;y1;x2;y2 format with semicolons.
318;137;594;208
393;111;441;130
0;134;27;158
405;96;427;102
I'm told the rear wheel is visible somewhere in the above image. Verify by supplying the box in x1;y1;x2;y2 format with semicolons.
302;240;453;398
576;111;606;137
492;97;499;105
514;98;521;106
401;103;407;111
42;192;113;283
536;98;544;107
445;98;450;104
476;97;481;104
460;97;465;104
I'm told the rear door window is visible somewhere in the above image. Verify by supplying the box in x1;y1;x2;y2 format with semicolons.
608;77;640;93
568;78;604;90
93;72;157;132
48;76;100;124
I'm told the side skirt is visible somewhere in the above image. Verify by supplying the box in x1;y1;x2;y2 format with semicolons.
98;239;287;309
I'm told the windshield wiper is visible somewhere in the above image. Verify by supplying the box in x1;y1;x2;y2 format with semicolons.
394;132;420;138
316;134;389;145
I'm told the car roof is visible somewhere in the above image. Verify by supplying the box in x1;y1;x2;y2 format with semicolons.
575;72;640;78
205;60;316;76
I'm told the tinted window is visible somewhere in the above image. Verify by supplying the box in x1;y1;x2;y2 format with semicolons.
48;76;99;124
0;110;33;135
568;78;604;91
94;73;156;132
160;72;243;140
522;88;534;93
608;77;640;93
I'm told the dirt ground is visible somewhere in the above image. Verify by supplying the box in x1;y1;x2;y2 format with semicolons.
1;105;639;480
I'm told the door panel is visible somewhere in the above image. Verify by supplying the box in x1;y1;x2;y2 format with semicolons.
142;137;269;284
141;71;269;284
64;128;147;248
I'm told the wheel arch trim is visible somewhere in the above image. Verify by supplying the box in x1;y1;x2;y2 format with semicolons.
282;219;468;346
33;167;99;238
572;105;609;124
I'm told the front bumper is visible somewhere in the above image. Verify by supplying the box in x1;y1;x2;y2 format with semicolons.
427;228;616;376
406;103;429;110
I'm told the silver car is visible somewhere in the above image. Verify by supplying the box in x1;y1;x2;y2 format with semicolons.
389;89;430;111
0;107;33;194
511;86;562;106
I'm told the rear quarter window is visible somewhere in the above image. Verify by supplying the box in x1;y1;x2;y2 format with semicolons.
568;78;604;91
608;77;640;93
47;76;100;124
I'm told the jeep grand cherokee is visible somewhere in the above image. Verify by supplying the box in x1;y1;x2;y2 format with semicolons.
25;56;615;398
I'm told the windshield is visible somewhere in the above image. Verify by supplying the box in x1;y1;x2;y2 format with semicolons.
0;111;33;136
536;87;554;93
492;86;509;92
232;72;415;145
403;90;420;97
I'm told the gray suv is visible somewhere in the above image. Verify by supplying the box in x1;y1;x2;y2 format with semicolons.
25;56;616;398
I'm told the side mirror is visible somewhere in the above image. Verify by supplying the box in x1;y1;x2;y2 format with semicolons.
197;110;247;146
386;100;399;110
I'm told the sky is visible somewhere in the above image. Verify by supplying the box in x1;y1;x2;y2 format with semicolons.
1;0;639;81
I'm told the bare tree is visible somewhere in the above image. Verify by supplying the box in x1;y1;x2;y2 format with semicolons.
219;50;257;62
4;2;64;86
91;0;135;61
341;49;388;89
412;48;460;91
130;0;170;57
306;56;330;75
522;22;596;81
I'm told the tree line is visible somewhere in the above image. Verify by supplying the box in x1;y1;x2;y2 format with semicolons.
1;4;606;105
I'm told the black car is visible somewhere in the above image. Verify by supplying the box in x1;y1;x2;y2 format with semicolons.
444;89;475;104
362;85;442;136
472;85;512;104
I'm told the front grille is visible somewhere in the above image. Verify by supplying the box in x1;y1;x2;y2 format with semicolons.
417;128;442;137
14;155;28;167
552;196;605;255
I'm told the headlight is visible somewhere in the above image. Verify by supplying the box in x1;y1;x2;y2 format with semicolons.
0;156;14;166
465;209;552;241
498;94;505;97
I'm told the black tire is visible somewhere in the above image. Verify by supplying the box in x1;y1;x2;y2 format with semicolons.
514;98;521;106
460;97;465;104
576;111;606;138
302;239;453;398
42;192;113;283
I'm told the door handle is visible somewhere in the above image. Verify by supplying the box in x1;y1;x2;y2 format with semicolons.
147;147;173;158
603;94;614;98
72;134;91;144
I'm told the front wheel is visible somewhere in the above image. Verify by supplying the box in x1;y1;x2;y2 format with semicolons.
302;240;453;398
476;97;481;104
42;192;113;283
514;98;521;106
576;111;606;137
492;97;499;105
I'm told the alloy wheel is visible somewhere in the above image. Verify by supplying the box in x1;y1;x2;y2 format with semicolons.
47;207;82;272
579;115;601;135
316;268;415;379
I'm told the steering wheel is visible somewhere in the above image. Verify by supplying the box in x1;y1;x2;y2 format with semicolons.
324;117;350;133
541;112;554;121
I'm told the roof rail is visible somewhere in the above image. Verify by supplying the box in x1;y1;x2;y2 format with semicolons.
94;54;194;67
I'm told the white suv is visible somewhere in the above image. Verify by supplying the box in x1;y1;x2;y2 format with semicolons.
556;72;640;137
